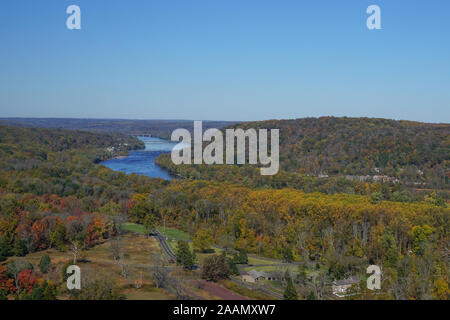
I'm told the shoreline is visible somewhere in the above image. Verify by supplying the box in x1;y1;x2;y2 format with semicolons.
112;155;128;160
101;136;176;180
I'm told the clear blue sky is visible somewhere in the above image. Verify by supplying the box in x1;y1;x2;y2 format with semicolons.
0;0;449;122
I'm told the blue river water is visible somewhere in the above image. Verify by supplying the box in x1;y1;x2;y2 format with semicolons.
101;136;179;180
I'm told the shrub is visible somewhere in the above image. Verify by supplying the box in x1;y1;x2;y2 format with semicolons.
201;254;230;282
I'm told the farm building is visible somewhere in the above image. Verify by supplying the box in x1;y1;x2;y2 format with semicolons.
241;270;269;283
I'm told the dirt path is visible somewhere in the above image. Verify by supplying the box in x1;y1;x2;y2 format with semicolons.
195;280;249;300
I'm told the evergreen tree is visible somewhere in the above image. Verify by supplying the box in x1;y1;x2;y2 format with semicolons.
382;229;399;268
282;247;294;263
175;240;196;270
283;271;298;300
39;254;51;274
296;264;308;285
233;250;248;264
228;259;239;275
238;250;248;264
222;251;239;275
0;236;12;261
13;237;27;257
0;289;8;301
31;284;45;300
50;224;66;251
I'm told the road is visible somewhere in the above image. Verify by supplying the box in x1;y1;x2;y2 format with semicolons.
152;229;176;261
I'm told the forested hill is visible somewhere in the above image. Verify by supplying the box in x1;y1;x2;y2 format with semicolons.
0;126;144;154
0;118;237;139
0;126;158;196
228;117;449;188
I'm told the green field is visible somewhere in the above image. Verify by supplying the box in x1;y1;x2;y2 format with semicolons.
247;256;275;265
122;222;147;234
122;223;190;241
156;226;190;241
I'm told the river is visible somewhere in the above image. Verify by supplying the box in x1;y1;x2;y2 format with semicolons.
101;136;179;180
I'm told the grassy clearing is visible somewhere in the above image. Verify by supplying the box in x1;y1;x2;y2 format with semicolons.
5;234;162;270
122;223;190;241
122;222;147;234
247;256;273;265
156;226;190;241
3;234;175;299
221;280;274;300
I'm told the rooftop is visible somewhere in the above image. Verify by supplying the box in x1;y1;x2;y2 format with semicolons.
248;269;268;279
332;275;360;286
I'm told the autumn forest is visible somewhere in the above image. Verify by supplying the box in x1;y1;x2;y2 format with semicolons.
0;117;448;300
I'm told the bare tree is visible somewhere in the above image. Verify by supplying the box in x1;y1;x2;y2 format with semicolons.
112;214;127;236
109;236;127;278
134;271;143;289
119;252;128;278
70;240;81;264
296;230;309;262
322;226;335;250
311;272;330;300
150;253;170;289
170;277;191;300
110;237;123;261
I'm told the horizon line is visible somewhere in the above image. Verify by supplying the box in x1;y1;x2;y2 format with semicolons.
0;116;448;125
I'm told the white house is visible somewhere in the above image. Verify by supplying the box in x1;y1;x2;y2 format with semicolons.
332;276;360;297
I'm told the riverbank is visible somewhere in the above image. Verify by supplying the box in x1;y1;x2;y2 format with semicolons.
101;136;177;180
